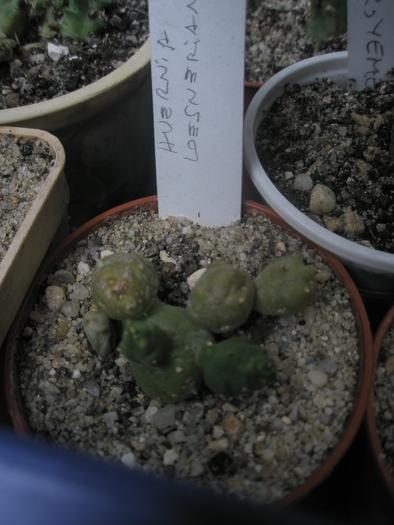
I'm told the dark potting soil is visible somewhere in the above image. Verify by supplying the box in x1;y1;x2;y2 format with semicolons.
255;79;394;254
0;0;149;109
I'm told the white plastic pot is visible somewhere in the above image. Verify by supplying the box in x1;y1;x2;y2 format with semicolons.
243;51;394;318
0;39;154;229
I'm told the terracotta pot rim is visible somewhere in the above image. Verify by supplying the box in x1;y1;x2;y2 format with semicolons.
366;305;394;499
5;195;373;507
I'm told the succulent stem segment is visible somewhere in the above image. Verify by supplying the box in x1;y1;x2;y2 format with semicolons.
254;255;317;316
186;262;255;334
83;309;115;357
119;300;215;403
201;336;276;397
91;252;159;321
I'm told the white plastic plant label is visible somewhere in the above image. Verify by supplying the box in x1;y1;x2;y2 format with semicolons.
149;0;246;226
348;0;394;91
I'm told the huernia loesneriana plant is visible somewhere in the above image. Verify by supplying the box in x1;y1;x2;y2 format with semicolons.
84;252;326;402
186;261;256;334
254;255;317;316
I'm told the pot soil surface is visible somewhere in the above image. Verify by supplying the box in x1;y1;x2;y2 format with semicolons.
12;206;360;504
255;79;394;254
0;132;55;261
0;0;346;109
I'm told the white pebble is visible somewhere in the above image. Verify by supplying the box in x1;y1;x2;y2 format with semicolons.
293;174;313;191
187;268;206;289
309;184;336;215
45;285;66;311
308;370;328;388
163;449;179;465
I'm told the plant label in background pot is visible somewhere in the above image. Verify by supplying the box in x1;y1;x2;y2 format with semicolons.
149;0;246;226
347;0;394;91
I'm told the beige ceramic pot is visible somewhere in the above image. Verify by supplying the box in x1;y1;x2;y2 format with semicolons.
0;40;154;229
0;125;69;348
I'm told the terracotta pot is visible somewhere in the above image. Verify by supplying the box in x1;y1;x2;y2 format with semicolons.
5;195;373;507
0;125;69;348
362;306;394;522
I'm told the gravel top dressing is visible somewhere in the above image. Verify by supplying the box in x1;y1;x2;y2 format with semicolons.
373;322;394;479
0;133;55;263
14;208;359;503
255;79;394;254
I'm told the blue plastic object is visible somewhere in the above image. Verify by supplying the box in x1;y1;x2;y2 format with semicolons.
0;428;342;525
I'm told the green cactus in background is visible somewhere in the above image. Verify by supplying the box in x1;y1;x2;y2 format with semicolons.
60;0;110;40
254;255;317;316
83;309;115;357
0;0;110;62
201;336;276;397
307;0;347;42
91;252;159;321
120;300;215;403
186;262;256;334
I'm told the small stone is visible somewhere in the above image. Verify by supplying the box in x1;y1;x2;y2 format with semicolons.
151;404;176;429
121;452;137;467
206;409;219;425
323;215;343;232
183;402;204;425
342;211;365;235
309;184;336;215
5;93;19;108
308;370;328;388
208;437;229;451
39;380;60;395
163;448;179;465
187;268;206;289
103;411;118;428
314;271;331;283
77;261;90;275
303;306;316;326
189;459;205;477
293;174;313;191
167;430;186;444
141;406;158;424
318;358;338;375
47;42;69;61
82;380;101;398
45;285;66;311
70;283;89;300
61;301;80;318
72;368;81;380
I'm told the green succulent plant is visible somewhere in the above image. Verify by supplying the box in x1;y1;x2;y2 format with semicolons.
119;300;215;403
254;255;317;316
201;336;276;397
91;252;159;321
186;261;256;334
0;0;110;62
86;251;321;403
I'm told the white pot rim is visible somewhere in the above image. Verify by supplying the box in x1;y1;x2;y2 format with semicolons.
0;38;151;125
244;51;394;276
